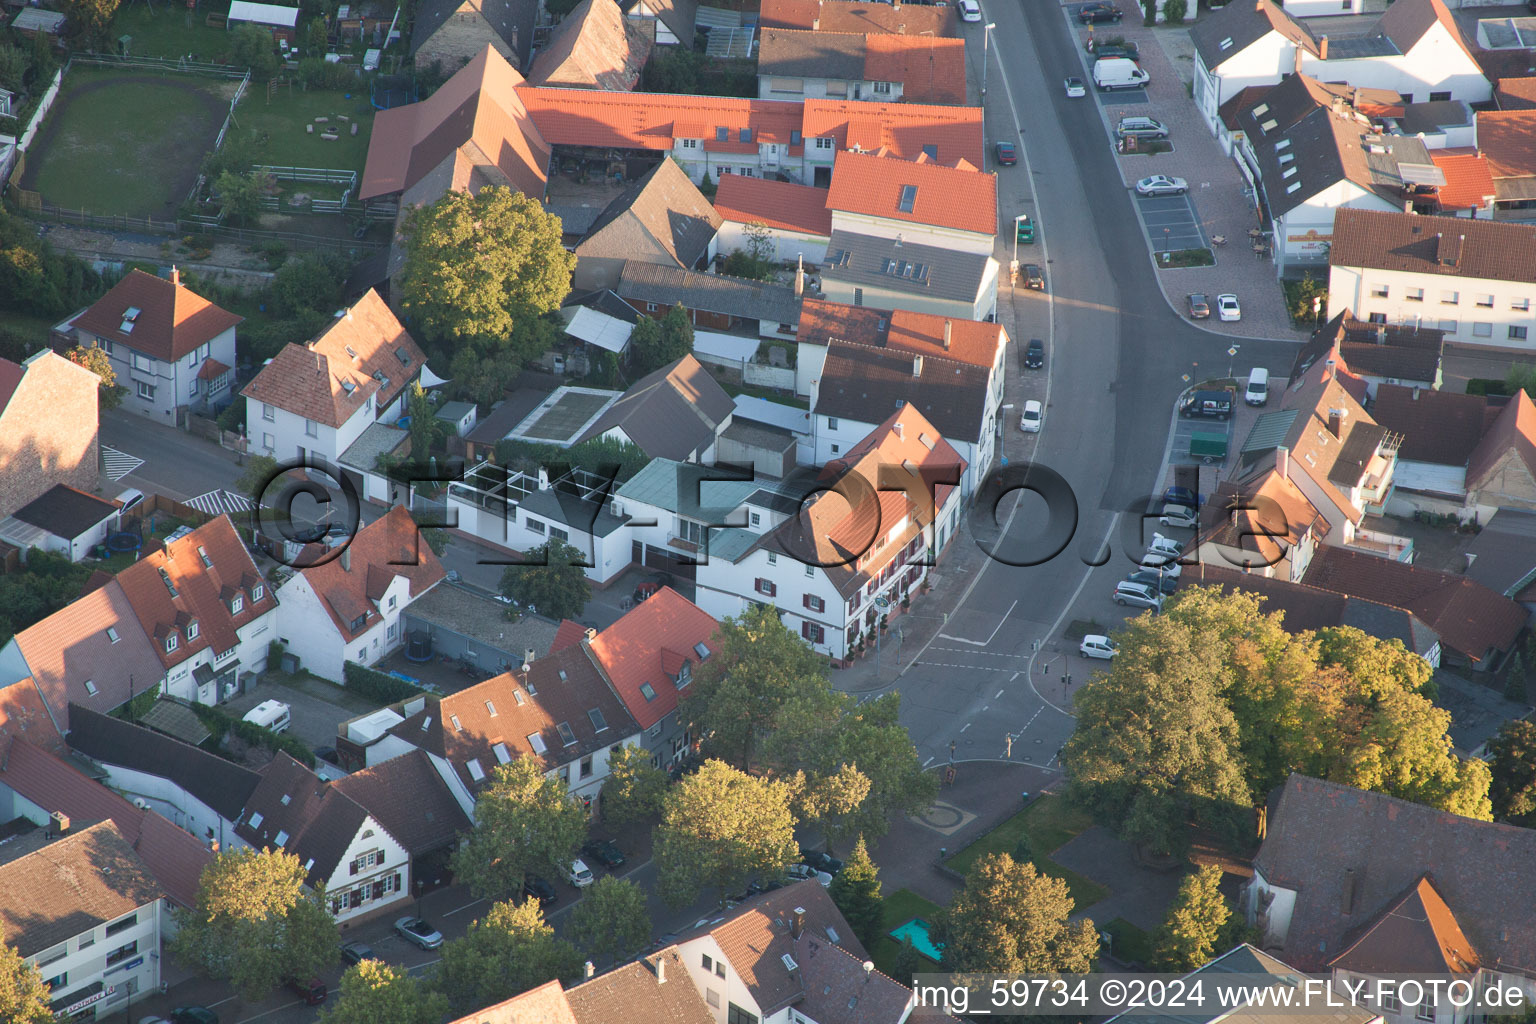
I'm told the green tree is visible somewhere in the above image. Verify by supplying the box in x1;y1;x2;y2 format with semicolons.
1286;272;1328;326
237;454;281;505
448;345;522;407
169;848;339;1001
0;47;26;92
935;854;1099;973
499;538;592;621
303;15;329;56
1489;720;1536;827
891;937;926;986
1506;652;1529;703
568;875;650;965
0;925;50;1024
629;304;694;375
268;253;347;318
654;760;799;908
0;550;91;647
434;899;583;1013
1152;865;1230;970
721;222;777;281
229;24;281;80
57;0;119;46
404;382;446;461
828;836;883;949
451;758;587;901
0;212;102;318
317;959;449;1024
1163;0;1188;20
420;526;451;558
217;169;268;226
601;744;669;829
65;345;123;410
400;186;575;346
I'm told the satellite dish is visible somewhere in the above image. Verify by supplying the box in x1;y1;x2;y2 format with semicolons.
521;662;532;673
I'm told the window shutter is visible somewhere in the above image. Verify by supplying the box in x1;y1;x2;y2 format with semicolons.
802;594;812;610
350;860;359;875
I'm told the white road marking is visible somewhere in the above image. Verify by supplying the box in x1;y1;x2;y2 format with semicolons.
960;722;972;733
939;598;1019;647
996;689;1005;698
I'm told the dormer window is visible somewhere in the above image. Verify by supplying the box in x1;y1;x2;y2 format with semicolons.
166;632;179;653
231;594;244;615
187;620;200;641
252;584;265;602
350;614;367;632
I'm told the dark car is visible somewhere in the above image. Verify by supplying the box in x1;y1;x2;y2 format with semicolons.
1021;264;1045;290
801;849;844;874
1125;569;1180;595
1078;3;1123;22
1024;338;1044;369
582;839;626;869
287;978;328;1006
1187;293;1211;319
340;941;375;966
994;141;1018;166
1163;485;1207;508
1090;41;1139;60
1179;389;1234;420
524;874;558;907
171;1009;221;1024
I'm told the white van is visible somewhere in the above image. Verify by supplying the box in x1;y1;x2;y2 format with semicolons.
1093;58;1149;91
116;488;145;516
1245;368;1270;406
243;700;292;734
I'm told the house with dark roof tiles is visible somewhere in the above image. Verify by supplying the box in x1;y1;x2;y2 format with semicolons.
571;159;723;293
571;354;735;463
0;349;100;525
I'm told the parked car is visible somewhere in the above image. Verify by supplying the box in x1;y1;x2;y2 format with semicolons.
287;978;327;1006
582;839;626;869
1024;338;1044;369
1078;2;1123;21
1064;76;1086;97
169;1011;220;1024
1245;367;1270;406
1138;553;1183;578
801;849;844;874
958;0;981;19
1116;116;1168;139
565;858;596;887
1160;504;1198;529
995;140;1018;166
1079;635;1118;659
524;874;558;906
1021;263;1045;290
1217;293;1242;321
786;863;833;887
394;916;444;950
1148;533;1185;558
1135;174;1188;197
1113;581;1163;610
340;942;376;966
1020;400;1043;433
1090;42;1139;60
1186;293;1210;318
1163;485;1206;508
1125;568;1180;595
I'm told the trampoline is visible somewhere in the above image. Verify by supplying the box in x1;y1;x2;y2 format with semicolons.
371;75;417;110
106;532;142;553
405;631;433;662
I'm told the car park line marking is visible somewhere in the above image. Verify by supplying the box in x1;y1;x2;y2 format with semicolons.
960;722;972;733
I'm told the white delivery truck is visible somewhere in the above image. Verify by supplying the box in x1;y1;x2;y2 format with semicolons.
1093;57;1150;91
243;700;292;734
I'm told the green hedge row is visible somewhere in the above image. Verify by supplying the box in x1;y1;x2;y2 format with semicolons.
192;703;316;769
343;660;426;705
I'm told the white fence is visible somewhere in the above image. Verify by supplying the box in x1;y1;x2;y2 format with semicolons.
743;363;796;390
17;68;63;154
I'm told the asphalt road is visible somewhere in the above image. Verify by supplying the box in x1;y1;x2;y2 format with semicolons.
884;0;1304;772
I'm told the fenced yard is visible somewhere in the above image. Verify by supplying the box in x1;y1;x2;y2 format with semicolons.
112;2;239;61
233;85;374;174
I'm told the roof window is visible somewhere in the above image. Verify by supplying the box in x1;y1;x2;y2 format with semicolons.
1219;36;1234;49
528;732;548;754
694;642;710;659
451;714;462;731
341;379;356;395
274;830;289;846
249;811;263;828
716;126;729;141
485;700;497;717
197;545;212;568
280;793;292;806
588;708;608;731
557;722;577;746
740;127;752;142
158;568;178;597
1286;181;1302;193
1252;103;1270;117
897;185;918;212
395;347;411;365
1260;119;1278;133
1275;138;1292;152
640;682;657;701
493;742;511;763
84;679;98;696
514;690;526;705
106;627;120;644
344;345;358;358
466;759;485;781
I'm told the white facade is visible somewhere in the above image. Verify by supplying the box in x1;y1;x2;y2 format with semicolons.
759;76;905;104
821;261;1001;322
86;761;250;855
1285;0;1363;15
318;815;412;922
247;393;375;468
27;898;166;1020
160;600;277;706
445;469;632;584
81;326;237;425
1329;263;1536;351
676;933;775;1024
273;569;415;683
1195;34;1298;134
670;135;839;188
828;209;994;257
715;219;830;267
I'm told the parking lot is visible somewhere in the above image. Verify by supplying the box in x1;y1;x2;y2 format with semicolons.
1170;412;1234;469
223;674;379;751
1136;192;1206;252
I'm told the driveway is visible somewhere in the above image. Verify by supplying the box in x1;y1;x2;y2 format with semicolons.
225;673;378;751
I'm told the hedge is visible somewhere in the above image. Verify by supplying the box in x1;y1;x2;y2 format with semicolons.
192;703;316;769
344;660;426;704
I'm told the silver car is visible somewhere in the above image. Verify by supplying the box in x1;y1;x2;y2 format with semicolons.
1135;174;1188;197
1113;581;1163;610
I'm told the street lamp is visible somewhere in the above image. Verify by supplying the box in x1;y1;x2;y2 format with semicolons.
1012;213;1027;265
982;23;996;100
1313;295;1324;328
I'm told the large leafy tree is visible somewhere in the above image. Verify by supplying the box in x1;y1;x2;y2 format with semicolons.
169;848;339;1001
601;744;669;829
1152;865;1231;971
630;304;694;376
434;899;583;1013
57;0;119;46
0;925;49;1024
934;854;1098;974
451;758;587;900
499;538;592;621
317;960;448;1024
400;187;575;346
654;760;798;908
828;836;883;949
1489;720;1536;826
64;345;122;409
568;876;650;965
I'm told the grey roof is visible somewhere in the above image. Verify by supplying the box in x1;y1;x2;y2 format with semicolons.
65;704;262;820
339;421;409;473
617;262;802;324
815;340;991;442
757;28;866;80
1464;508;1536;596
573;354;734;460
1291;310;1445;386
1190;0;1314;71
1240;408;1301;462
719;418;796;453
1110;943;1378;1024
410;0;539;66
1397;99;1473;133
621;0;696;42
707;526;760;562
617;458;763;519
234;753;373;886
1337;596;1440;658
567;289;644;325
823;229;990;303
576;161;722;272
435;400;476;422
12;485;119;539
521;481;631;537
465;372;564;446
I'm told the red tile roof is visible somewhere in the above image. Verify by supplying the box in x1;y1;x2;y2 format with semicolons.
0;678;63;755
527;0;651;91
331;748;472;856
236;752;377;885
796;298;1005;368
864;34;967;105
760;0;958;36
0;734;213;907
550;618;588;653
803;98;983;167
1467;387;1536;490
1428;149;1496;211
1476;109;1536;179
1496;77;1536;110
115;514;275;672
518;86;806;154
72;269;242;363
1329;875;1480;974
713;175;833;236
826;149;995;235
585;587;718;729
296;505;447;643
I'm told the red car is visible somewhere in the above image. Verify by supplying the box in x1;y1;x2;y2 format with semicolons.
994;141;1018;166
287;978;327;1006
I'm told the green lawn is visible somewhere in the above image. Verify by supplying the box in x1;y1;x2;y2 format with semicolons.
113;3;237;61
235;86;375;175
871;889;945;980
717;379;810;410
945;795;1110;910
1102;918;1156;967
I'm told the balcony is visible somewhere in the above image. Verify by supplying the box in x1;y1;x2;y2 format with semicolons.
1347;520;1414;563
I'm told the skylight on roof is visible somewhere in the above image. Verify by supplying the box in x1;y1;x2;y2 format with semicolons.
897;185;918;213
1260;119;1278;133
1252;103;1270;117
466;759;485;781
123;307;141;321
274;829;289;846
485;700;497;717
694;642;710;659
1287;181;1302;193
1275;139;1292;152
1279;153;1294;165
344;345;358;358
493;742;511;763
249;811;263;828
528;732;548;754
1219;36;1234;49
640;682;657;701
106;627;119;644
1283;166;1297;179
158;568;178;597
197;546;212;568
514;690;526;705
84;679;98;696
588;708;608;732
557;722;577;746
341;379;356;394
451;714;462;731
280;793;292;805
395;347;411;365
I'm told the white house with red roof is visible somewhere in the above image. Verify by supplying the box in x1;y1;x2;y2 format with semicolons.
712;175;832;265
825;149;997;255
274;505;448;683
64;268;242;426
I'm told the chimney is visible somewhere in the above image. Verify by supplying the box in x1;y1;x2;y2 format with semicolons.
1276;445;1289;481
791;907;806;940
655;956;666;984
1255;0;1263;9
943;319;952;350
795;253;804;296
538;467;550;491
912;355;923;378
1294;46;1303;76
170;265;180;286
1319;35;1328;60
583;627;598;643
1341;867;1356;914
584;961;596;980
1413;385;1421;401
49;811;69;837
1328;408;1346;438
811;16;819;29
340;547;351;572
893;420;904;440
525;647;537;665
1324;357;1335;381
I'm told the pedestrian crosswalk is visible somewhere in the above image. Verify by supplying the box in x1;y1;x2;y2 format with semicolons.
100;446;144;482
183;489;257;517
